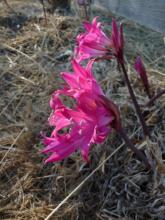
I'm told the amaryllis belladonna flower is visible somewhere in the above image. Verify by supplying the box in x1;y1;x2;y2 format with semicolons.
42;60;120;163
134;56;151;98
75;17;112;62
74;17;124;62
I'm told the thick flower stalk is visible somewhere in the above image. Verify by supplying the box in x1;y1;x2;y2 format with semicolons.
104;20;149;136
42;60;117;163
134;56;151;98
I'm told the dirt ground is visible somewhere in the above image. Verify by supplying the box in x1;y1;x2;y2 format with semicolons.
0;1;165;219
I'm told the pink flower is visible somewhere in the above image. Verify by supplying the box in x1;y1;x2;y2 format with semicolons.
42;60;119;163
111;19;124;62
134;56;151;98
75;17;112;62
74;17;124;63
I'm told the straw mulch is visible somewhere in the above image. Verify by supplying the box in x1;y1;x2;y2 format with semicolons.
0;1;165;219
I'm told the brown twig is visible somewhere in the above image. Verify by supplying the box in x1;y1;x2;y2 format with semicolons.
3;0;17;14
40;0;48;25
146;89;165;106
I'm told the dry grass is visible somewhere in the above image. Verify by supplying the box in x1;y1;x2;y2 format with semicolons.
0;1;165;219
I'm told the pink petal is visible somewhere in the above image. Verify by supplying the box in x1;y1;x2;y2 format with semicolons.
83;21;92;31
86;59;95;78
72;59;88;77
80;143;90;162
61;72;79;88
80;127;94;161
112;19;119;52
44;143;76;163
50;94;63;109
42;139;64;154
43;137;55;145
